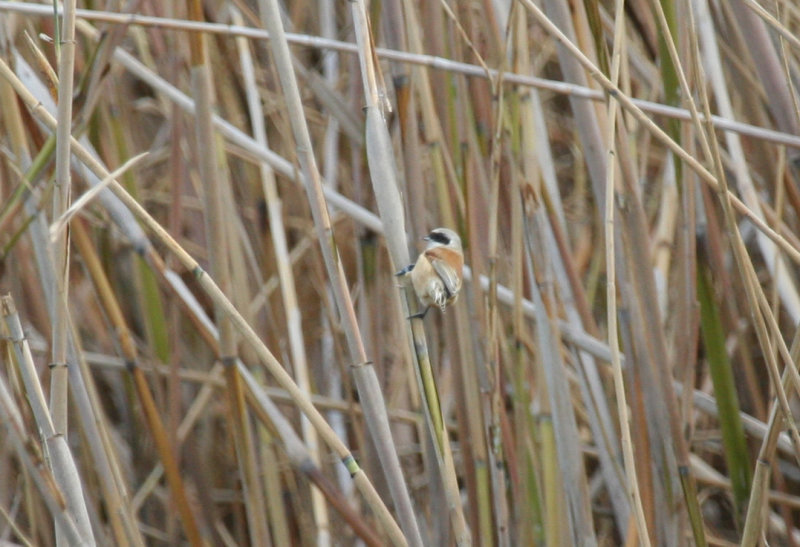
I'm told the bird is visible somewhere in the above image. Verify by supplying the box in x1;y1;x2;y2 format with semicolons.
396;228;464;319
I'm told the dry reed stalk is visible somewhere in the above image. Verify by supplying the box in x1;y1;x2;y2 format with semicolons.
518;0;800;267
2;295;93;545
741;330;800;542
239;362;383;547
352;0;471;543
48;2;93;541
3;3;800;149
232;5;330;543
3;1;800;544
255;0;418;542
0;54;405;545
484;10;512;546
50;0;76;441
0;338;84;546
603;0;649;543
185;2;269;544
69;219;200;546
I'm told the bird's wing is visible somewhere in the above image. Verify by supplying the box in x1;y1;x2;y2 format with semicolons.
395;263;415;277
425;248;462;297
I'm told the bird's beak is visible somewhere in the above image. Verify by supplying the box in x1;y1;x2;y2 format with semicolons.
422;235;431;241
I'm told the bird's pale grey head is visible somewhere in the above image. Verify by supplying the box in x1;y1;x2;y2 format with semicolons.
425;228;462;251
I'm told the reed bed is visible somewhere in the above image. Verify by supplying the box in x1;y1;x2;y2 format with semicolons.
1;0;799;545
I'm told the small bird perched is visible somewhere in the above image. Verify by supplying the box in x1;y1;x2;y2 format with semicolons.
396;228;464;319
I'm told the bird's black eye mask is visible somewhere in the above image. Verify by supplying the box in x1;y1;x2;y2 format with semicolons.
428;231;451;245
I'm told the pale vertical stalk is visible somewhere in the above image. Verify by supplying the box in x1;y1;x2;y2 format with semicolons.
350;0;465;543
232;8;330;545
185;2;269;544
651;159;678;314
604;1;651;544
4;54;141;546
742;331;800;543
524;217;596;545
511;95;537;545
0;368;86;547
3;296;94;545
1;54;405;545
515;0;800;268
321;316;353;496
694;0;800;323
399;3;483;544
485;11;511;546
540;0;607;207
320;0;341;190
50;0;76;437
236;0;417;541
50;2;94;542
729;0;799;138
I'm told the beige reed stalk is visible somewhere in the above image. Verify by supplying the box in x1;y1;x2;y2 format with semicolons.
318;0;354;504
185;1;269;544
742;331;800;544
2;4;800;148
350;0;468;543
232;7;330;544
2;296;93;545
516;0;800;268
60;11;800;271
0;339;85;546
68;221;203;546
2;49;141;546
656;0;800;442
484;13;512;546
0;53;407;547
50;1;95;543
50;0;75;436
603;1;651;543
255;0;420;543
694;0;800;323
